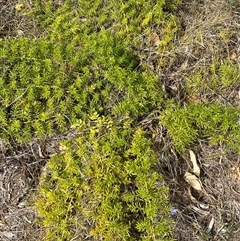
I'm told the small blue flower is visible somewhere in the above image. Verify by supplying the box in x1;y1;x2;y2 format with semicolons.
237;119;240;125
170;208;178;216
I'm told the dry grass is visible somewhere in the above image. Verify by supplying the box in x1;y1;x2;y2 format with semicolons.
155;0;240;104
0;0;45;38
0;133;78;240
0;139;45;240
155;1;240;240
163;143;240;241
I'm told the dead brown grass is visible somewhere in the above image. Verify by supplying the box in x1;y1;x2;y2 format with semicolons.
155;1;240;240
155;0;240;105
0;133;78;240
0;0;45;38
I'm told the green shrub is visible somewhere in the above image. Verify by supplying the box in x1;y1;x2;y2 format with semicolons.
0;31;165;142
166;58;240;152
160;102;240;152
0;1;182;240
0;0;182;142
33;0;180;49
36;117;173;241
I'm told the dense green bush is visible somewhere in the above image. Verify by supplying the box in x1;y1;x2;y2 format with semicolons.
1;1;182;240
160;58;240;152
36;117;173;241
0;0;182;142
160;102;240;152
33;0;180;49
0;31;165;142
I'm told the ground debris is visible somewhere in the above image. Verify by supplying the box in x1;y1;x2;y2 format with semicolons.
0;132;77;240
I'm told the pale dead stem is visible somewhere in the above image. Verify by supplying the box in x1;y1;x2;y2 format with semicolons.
158;1;240;240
